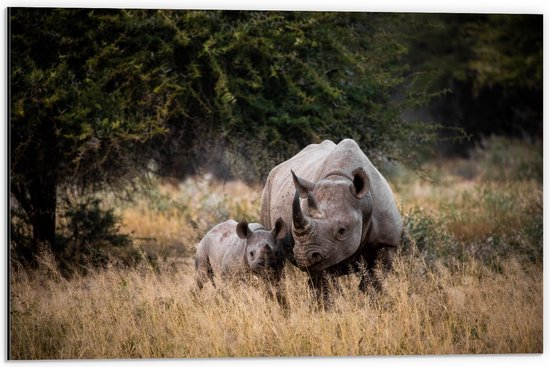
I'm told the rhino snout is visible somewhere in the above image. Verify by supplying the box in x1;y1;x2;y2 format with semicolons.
250;244;283;271
293;245;325;270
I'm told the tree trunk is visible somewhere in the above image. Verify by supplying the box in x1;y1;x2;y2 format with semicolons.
11;176;57;267
29;176;58;260
11;115;59;267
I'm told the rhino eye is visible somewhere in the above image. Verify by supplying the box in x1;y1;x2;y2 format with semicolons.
337;227;346;238
249;250;254;258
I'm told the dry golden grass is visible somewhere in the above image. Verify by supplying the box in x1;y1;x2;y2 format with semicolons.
117;175;262;259
395;173;542;245
9;143;543;359
10;249;542;359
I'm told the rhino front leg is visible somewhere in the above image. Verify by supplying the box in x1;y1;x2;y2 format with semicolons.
267;281;290;313
358;244;395;294
263;270;290;311
309;272;333;309
273;273;290;312
358;268;380;293
275;286;289;312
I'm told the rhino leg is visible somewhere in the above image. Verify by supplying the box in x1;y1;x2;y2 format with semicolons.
266;279;290;313
258;268;289;311
309;272;333;309
195;255;215;289
275;287;289;313
358;268;379;293
358;244;395;294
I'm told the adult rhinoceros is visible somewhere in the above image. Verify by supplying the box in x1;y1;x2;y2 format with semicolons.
260;139;402;303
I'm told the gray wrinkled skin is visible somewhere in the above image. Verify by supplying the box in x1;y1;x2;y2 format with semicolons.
194;218;286;288
260;139;402;304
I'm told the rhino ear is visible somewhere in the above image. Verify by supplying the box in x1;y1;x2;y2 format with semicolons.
272;217;287;240
291;170;315;198
236;219;250;239
350;167;370;199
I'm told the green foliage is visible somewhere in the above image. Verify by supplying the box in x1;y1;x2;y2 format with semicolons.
403;14;475;91
57;198;132;268
401;207;462;265
405;14;542;94
401;137;543;265
403;14;542;142
150;11;443;180
466;15;543;92
59;198;136;271
8;9;463;265
10;9;176;191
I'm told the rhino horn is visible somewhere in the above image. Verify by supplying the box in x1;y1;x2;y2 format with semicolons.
291;170;315;199
292;189;312;232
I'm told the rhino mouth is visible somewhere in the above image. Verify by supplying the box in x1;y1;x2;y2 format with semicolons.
294;247;327;272
251;255;283;273
251;263;273;272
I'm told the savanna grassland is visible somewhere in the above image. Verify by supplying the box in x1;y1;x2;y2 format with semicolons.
9;137;543;359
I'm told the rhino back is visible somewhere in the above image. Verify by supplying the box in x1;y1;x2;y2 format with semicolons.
196;220;246;272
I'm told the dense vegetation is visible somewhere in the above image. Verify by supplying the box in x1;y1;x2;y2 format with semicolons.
405;14;542;148
10;9;542;270
10;137;543;358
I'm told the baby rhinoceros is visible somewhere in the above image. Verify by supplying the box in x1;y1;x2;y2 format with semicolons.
194;218;287;289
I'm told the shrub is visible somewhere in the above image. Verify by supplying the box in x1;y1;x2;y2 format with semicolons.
56;198;136;271
401;206;463;265
471;135;542;182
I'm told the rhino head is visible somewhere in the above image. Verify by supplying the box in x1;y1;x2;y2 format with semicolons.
236;218;287;274
290;168;372;273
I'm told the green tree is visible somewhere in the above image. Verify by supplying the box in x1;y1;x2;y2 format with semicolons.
10;9;439;265
403;14;542;143
466;14;542;92
153;11;441;180
10;9;179;264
